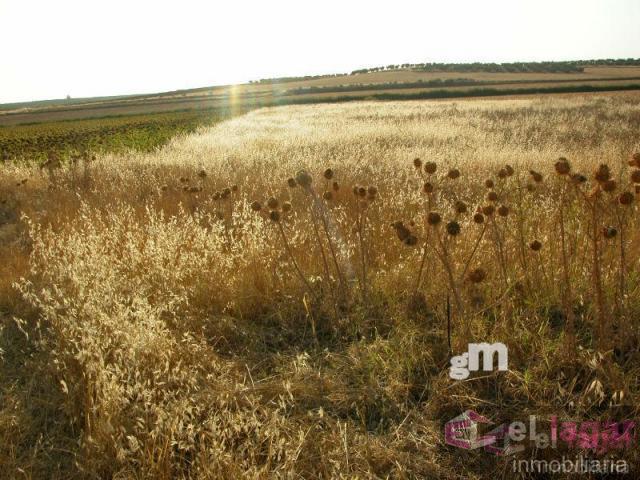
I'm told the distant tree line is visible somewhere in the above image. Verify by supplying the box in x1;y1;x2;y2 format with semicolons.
250;74;344;85
248;58;640;85
350;58;640;75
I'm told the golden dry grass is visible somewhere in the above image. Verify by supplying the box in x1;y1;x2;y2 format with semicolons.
1;92;639;478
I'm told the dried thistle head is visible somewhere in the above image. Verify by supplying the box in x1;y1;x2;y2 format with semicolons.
497;205;509;217
287;177;297;188
427;212;442;226
179;176;189;183
529;170;543;183
485;179;495;189
447;168;461;180
468;268;486;284
631;169;640;184
357;186;367;197
497;168;508;179
529;240;542;251
391;221;411;242
282;201;292;213
404;234;418;246
619;191;634;206
473;212;485;224
602;226;618;239
594;164;611;183
504;165;514;177
413;158;422;169
269;210;281;222
570;173;587;185
197;169;207;178
454;200;468;214
295;170;313;189
231;185;239;193
267;197;279;209
213;191;221;200
323;191;333;201
323;168;334;180
222;187;231;199
487;191;498;202
368;185;378;196
602;179;617;193
482;205;495;216
423;182;434;194
424;161;437;174
250;201;262;212
446;221;461;236
629;152;640;168
555;157;571;175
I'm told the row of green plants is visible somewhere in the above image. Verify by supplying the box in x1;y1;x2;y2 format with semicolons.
0;110;222;163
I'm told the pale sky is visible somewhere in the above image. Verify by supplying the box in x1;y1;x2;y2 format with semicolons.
1;0;639;104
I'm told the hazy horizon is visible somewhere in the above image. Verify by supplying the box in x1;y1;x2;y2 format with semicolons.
2;0;640;104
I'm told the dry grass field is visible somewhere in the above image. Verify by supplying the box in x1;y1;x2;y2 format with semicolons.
1;92;640;478
3;65;640;126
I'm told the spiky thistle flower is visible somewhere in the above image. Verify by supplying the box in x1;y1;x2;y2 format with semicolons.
295;170;313;189
468;268;487;283
424;161;437;174
446;221;461;236
555;157;571;175
529;170;543;183
602;226;618;239
529;240;542;251
267;197;279;209
427;212;442;226
602;179;617;193
473;213;485;224
618;191;634;205
571;173;587;184
482;205;495;216
269;210;281;222
594;164;611;183
454;201;468;214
